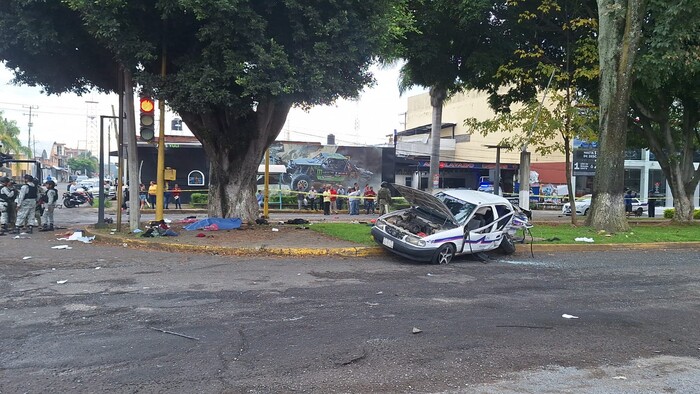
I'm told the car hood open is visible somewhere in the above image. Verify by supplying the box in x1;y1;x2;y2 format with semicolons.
391;184;458;226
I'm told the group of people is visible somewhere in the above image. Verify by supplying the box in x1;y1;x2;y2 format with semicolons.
137;181;182;210
294;182;392;216
0;174;59;235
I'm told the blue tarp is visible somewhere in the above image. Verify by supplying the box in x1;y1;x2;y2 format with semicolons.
183;217;242;231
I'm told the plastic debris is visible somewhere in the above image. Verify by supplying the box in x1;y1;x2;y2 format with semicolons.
376;291;383;295
133;228;143;233
196;233;206;238
612;376;627;380
412;327;422;334
56;280;68;284
95;267;101;270
57;231;95;244
272;228;279;232
574;237;594;243
51;245;73;250
562;314;579;319
22;256;32;260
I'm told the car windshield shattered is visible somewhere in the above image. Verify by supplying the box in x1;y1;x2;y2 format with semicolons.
434;192;477;225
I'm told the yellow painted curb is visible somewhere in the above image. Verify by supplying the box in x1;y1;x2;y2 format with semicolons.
85;229;385;258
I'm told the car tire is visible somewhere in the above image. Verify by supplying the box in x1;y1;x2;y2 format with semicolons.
497;234;516;255
432;243;456;265
292;174;311;192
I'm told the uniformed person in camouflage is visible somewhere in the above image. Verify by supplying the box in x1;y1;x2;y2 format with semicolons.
15;174;38;234
0;176;15;236
41;180;58;231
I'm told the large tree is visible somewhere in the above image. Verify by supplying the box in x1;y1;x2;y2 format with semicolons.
0;0;403;222
628;0;700;222
394;0;510;191
586;0;646;231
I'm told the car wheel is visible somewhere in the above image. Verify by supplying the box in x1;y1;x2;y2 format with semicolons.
292;174;311;192
432;243;456;265
497;234;516;255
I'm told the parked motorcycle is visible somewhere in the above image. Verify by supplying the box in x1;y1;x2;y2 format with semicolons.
63;190;94;208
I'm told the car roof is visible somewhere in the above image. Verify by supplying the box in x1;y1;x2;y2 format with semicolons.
438;188;512;205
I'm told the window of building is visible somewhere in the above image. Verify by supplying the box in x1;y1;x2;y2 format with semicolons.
188;170;205;186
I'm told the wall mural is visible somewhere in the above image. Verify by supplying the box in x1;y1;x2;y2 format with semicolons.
265;142;385;192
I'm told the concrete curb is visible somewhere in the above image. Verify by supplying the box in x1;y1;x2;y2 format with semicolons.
85;229;385;258
85;228;700;258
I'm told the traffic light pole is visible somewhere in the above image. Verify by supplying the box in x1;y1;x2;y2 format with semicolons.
155;47;167;222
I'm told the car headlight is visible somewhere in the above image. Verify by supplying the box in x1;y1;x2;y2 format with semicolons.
405;235;426;247
374;219;386;231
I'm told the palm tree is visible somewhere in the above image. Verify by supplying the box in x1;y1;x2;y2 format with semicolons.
0;112;32;157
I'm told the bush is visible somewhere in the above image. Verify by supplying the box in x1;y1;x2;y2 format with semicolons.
190;193;209;205
663;208;700;219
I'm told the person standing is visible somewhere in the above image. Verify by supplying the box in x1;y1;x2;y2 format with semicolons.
6;180;18;229
648;191;656;218
41;180;58;231
296;185;305;210
172;184;182;209
256;190;264;208
34;178;45;228
336;185;345;211
15;174;38;234
364;186;376;214
322;186;331;215
307;187;317;211
330;185;338;214
0;176;15;235
348;187;361;215
139;183;148;209
148;181;157;209
164;182;171;209
377;182;392;215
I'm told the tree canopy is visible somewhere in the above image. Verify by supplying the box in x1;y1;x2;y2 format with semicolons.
1;0;406;221
0;111;31;157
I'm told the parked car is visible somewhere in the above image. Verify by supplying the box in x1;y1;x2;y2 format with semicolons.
79;178;116;200
562;194;648;216
371;184;532;264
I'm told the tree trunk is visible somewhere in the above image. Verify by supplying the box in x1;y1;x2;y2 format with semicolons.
180;97;291;223
124;70;141;231
428;86;447;192
587;0;646;232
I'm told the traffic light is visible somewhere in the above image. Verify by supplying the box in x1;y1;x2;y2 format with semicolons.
139;96;155;142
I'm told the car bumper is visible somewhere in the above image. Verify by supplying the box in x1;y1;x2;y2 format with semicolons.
371;226;437;262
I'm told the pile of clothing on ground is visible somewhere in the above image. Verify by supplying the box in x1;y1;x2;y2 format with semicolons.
141;220;178;237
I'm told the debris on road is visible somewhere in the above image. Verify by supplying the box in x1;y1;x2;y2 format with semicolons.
56;280;68;284
612;376;627;380
562;314;580;319
51;245;72;250
57;231;95;244
22;256;32;260
149;326;200;341
412;327;422;334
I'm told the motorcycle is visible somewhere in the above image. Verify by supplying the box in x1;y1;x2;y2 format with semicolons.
63;189;94;208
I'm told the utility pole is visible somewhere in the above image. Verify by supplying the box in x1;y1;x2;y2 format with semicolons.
23;105;38;158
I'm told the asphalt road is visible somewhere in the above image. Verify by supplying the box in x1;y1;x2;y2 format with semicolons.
1;219;699;392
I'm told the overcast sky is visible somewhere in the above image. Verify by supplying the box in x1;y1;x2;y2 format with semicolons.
1;62;422;157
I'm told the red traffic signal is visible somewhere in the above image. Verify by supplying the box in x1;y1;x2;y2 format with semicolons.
139;96;155;141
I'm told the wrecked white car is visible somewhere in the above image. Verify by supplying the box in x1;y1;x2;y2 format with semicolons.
371;184;532;264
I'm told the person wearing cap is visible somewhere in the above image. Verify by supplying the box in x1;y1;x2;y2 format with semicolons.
0;176;16;235
377;182;392;215
41;180;59;231
15;174;39;234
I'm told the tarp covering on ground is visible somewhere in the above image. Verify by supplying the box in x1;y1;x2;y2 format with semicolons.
183;218;242;231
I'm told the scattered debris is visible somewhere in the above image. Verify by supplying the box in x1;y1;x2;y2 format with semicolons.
149;326;200;341
196;233;206;238
545;237;561;242
22;256;32;260
612;376;627;380
574;237;594;243
132;228;143;233
57;231;95;243
51;245;73;250
56;280;68;284
286;218;310;225
95;267;101;270
272;228;279;232
562;314;579;319
365;302;379;306
427;273;434;276
376;291;383;295
412;327;422;334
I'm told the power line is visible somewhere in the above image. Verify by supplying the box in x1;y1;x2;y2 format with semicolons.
22;105;38;157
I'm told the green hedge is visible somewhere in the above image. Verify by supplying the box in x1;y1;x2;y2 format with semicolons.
663;208;700;219
190;193;209;205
